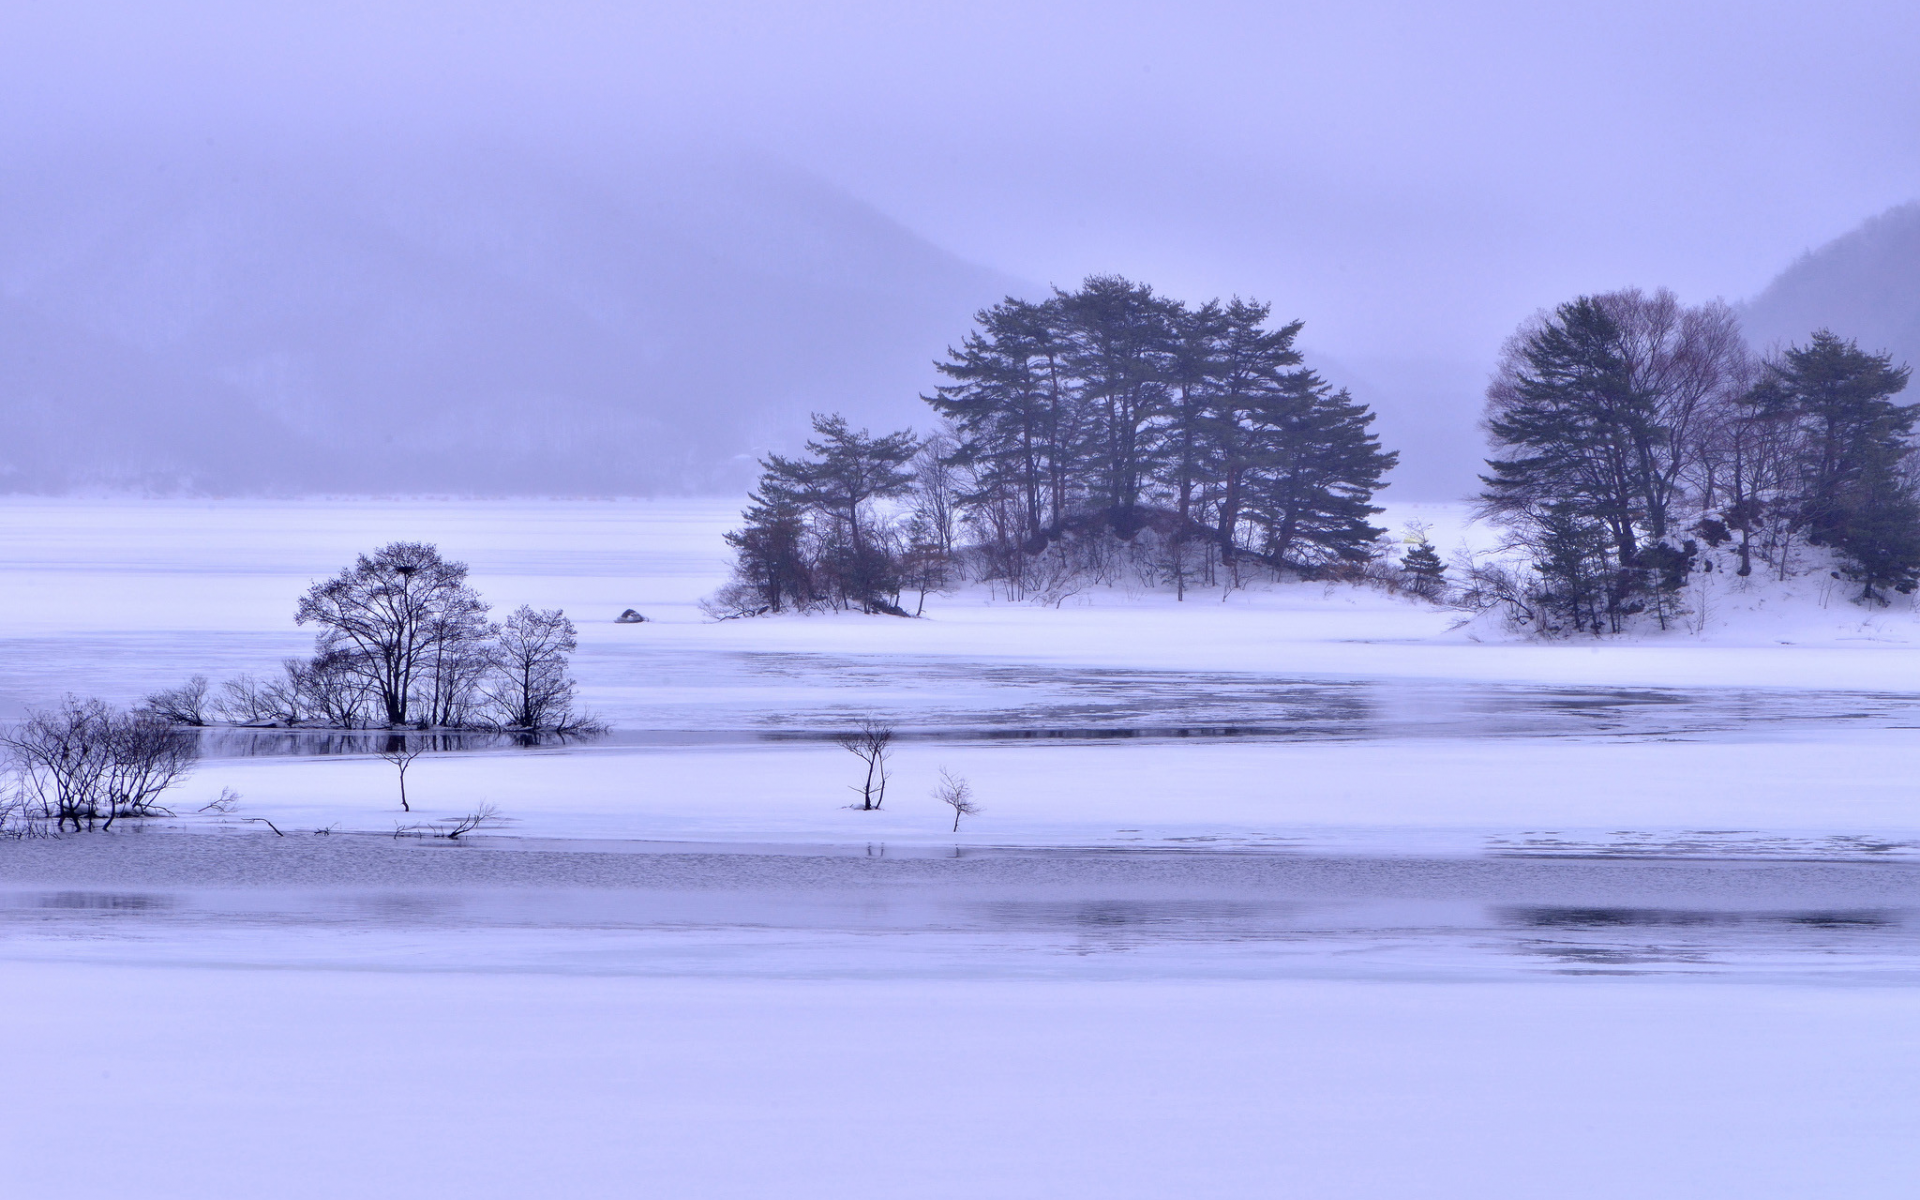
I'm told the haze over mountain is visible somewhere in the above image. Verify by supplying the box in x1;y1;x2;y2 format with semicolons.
1742;201;1920;373
6;4;1919;503
0;134;1487;500
7;131;1916;502
0;136;1020;495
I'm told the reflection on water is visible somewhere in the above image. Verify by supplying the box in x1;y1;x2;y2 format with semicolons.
4;837;1915;980
1498;905;1897;929
33;891;174;912
181;656;1920;759
193;727;600;758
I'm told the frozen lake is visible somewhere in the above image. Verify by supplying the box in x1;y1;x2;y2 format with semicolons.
7;497;1920;855
5;832;1919;982
4;498;1919;1197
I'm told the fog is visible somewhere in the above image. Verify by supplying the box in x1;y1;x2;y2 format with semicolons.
4;2;1918;498
0;135;1013;493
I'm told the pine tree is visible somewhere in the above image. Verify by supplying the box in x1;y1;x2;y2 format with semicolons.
1531;503;1615;634
743;278;1403;609
1059;276;1182;533
1481;297;1650;570
722;478;812;613
925;297;1081;551
1198;299;1308;571
1160;298;1229;596
1243;380;1397;567
1748;331;1920;602
1833;461;1920;603
1401;540;1446;599
752;414;919;613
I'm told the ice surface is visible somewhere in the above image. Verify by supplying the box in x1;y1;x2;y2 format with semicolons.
4;833;1918;981
7;963;1915;1200
4;497;1920;1196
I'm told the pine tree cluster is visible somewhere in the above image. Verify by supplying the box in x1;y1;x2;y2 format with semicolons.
713;277;1402;614
716;415;932;616
927;276;1398;598
1477;289;1920;633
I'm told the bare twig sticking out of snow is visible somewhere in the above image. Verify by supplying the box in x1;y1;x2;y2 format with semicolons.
439;803;503;840
240;816;284;837
198;787;242;814
934;768;980;832
390;805;508;840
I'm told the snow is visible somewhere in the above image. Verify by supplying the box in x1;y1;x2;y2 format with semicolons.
6;496;1919;853
4;496;1920;1196
2;966;1915;1199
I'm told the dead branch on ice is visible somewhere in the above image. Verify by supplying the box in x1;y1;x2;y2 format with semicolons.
438;803;505;840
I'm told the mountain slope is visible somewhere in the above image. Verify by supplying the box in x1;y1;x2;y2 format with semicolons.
1742;201;1920;369
0;137;1021;494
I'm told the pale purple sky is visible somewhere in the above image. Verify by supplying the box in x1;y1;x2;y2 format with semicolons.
9;1;1917;363
5;0;1917;491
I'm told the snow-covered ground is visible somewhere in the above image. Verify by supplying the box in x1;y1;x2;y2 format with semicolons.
3;497;1919;1197
4;496;1918;854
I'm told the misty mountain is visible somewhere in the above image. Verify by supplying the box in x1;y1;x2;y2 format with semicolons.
1303;352;1488;505
0;137;1020;495
1742;201;1920;372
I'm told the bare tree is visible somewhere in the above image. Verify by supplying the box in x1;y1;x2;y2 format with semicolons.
377;736;428;812
198;786;242;814
837;719;895;810
214;672;301;724
1;698;109;830
1450;549;1541;629
102;713;198;829
295;542;490;726
933;768;979;832
139;676;211;726
2;697;197;831
420;613;497;728
910;430;962;556
287;649;381;726
0;789;41;838
899;523;955;617
1602;288;1752;542
486;605;579;730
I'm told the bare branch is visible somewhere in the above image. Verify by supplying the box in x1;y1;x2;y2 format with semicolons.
836;718;895;810
933;768;979;832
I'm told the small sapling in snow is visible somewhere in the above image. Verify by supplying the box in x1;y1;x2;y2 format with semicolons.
378;737;428;812
933;768;979;832
837;718;895;810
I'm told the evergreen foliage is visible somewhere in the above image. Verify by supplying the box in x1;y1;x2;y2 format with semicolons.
716;276;1401;614
717;414;923;616
926;277;1396;580
1748;331;1920;601
1400;539;1447;599
1479;291;1920;629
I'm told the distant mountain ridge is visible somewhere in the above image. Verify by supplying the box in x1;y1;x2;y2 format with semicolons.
1742;201;1920;371
0;136;1022;495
